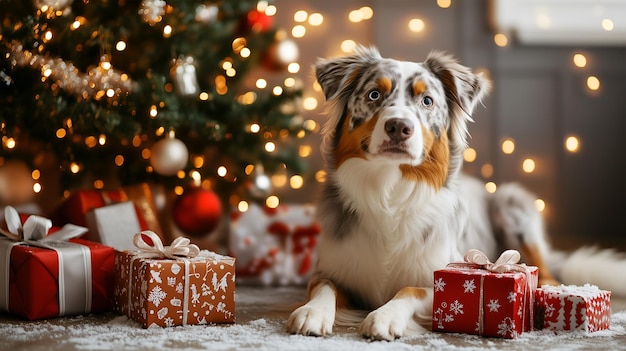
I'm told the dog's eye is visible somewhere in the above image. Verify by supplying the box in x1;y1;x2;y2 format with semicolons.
368;89;381;101
422;96;434;107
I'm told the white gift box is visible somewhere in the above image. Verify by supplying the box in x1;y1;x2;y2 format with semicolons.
85;201;142;251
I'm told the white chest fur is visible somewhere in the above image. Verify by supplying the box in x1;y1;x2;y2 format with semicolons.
316;159;464;308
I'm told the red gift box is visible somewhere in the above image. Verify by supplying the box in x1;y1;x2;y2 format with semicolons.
229;203;320;285
534;284;611;333
432;249;538;338
1;208;115;320
113;231;236;328
51;189;150;230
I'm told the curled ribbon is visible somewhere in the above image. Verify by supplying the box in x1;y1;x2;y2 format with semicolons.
133;231;200;259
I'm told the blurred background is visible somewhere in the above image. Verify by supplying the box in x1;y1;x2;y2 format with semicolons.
1;0;625;253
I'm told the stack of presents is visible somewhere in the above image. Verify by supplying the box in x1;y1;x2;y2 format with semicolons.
0;186;614;336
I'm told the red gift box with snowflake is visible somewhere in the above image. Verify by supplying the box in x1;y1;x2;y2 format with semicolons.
113;231;235;328
229;203;320;285
534;284;610;333
432;249;538;339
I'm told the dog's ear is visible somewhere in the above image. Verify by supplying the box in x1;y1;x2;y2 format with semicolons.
425;51;490;146
424;51;490;119
315;46;381;101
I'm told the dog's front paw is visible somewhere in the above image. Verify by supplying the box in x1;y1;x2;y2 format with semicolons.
359;308;406;341
286;304;334;336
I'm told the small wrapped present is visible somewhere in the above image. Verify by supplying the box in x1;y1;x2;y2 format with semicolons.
51;188;165;250
0;206;115;320
432;249;538;338
85;201;142;251
229;203;320;285
534;284;611;333
51;189;146;228
113;231;236;328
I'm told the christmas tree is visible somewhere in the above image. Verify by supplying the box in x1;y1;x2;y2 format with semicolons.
0;0;309;206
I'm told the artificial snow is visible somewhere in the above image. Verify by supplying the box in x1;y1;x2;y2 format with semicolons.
1;287;626;351
1;312;625;351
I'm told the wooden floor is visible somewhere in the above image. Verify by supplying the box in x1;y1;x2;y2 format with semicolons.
1;286;626;351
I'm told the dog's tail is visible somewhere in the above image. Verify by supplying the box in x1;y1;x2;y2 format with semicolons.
548;246;626;296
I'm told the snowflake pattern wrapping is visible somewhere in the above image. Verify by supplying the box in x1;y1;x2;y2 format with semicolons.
432;265;538;338
229;203;320;285
113;250;235;328
534;284;611;333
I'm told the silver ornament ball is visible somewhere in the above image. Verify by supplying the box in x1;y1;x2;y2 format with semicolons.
150;136;189;176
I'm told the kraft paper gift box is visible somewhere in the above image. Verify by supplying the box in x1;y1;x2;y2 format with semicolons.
113;231;236;328
432;249;538;339
0;207;115;320
534;284;611;333
229;203;320;285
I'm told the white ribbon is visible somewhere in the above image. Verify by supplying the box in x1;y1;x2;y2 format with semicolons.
461;249;529;274
0;206;87;243
448;249;537;336
127;231;199;326
132;231;200;259
0;206;91;316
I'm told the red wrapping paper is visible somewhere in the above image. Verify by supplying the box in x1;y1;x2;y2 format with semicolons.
432;265;538;338
534;284;611;333
1;238;115;320
51;190;150;230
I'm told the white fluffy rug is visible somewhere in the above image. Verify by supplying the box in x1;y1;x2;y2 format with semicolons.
2;287;626;351
2;312;626;351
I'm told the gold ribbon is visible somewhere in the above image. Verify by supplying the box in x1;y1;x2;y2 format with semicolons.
448;249;537;337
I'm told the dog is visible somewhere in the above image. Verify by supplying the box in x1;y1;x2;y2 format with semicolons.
286;46;626;341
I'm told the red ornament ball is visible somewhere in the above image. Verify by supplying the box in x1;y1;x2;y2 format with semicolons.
246;10;273;33
172;188;222;238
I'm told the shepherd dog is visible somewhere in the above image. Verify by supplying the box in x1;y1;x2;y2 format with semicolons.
286;46;626;340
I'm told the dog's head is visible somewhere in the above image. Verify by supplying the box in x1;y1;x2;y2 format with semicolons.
316;46;490;189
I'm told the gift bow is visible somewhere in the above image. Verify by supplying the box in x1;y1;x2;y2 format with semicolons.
133;231;200;259
462;248;529;274
1;206;87;243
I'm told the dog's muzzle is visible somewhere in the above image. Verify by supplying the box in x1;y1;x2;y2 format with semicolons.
372;107;423;162
384;118;414;143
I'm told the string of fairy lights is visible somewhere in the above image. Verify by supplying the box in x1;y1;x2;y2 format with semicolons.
0;0;613;214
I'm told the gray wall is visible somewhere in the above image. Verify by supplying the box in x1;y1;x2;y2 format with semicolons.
274;0;626;250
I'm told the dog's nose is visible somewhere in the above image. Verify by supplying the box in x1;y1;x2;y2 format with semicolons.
384;118;414;142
